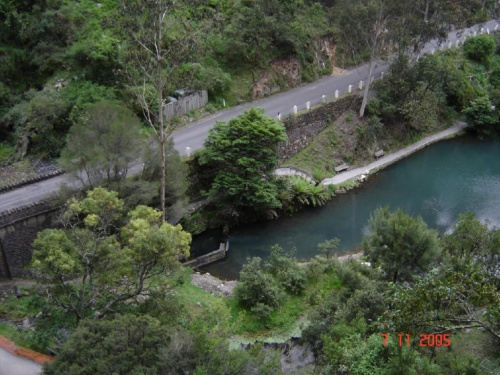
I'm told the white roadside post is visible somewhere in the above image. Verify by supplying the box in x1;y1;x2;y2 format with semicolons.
381;72;384;80
322;94;327;103
358;81;363;90
293;105;298;115
306;101;310;111
186;147;191;157
222;99;225;107
334;90;338;99
348;85;352;93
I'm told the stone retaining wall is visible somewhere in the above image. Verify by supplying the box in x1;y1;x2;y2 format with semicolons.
0;201;60;279
278;95;359;160
0;170;63;194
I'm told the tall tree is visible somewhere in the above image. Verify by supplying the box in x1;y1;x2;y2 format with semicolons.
363;207;440;282
31;187;191;322
59;101;146;188
197;108;286;220
120;0;202;221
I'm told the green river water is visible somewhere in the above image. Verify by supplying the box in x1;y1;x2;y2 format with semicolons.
191;134;500;280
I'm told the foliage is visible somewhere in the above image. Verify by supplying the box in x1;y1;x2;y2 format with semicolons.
287;177;334;207
266;244;307;295
59;101;147;188
317;238;340;259
383;263;500;341
31;187;191;322
441;211;500;284
463;96;498;136
363;207;440;282
198;108;286;219
463;35;496;66
141;136;189;218
234;257;284;311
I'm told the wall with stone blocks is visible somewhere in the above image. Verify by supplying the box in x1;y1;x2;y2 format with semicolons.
278;95;359;160
0;201;60;279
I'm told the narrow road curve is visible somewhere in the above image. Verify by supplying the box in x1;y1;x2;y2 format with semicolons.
0;347;41;375
0;20;497;212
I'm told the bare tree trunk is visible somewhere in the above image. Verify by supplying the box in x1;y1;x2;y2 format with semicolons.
359;56;376;117
157;12;166;222
424;0;429;22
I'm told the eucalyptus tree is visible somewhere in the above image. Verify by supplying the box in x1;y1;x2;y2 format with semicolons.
119;0;204;221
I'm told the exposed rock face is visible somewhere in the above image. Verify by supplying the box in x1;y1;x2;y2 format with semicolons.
252;56;302;100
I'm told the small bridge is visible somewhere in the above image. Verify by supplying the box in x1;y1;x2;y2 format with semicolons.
275;167;317;184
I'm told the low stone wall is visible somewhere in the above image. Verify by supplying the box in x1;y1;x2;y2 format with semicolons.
183;243;226;268
278;95;359;160
0;201;60;279
275;166;317;184
0;160;63;193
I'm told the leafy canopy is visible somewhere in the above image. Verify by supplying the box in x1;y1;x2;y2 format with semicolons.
198;107;286;217
31;187;191;321
363;207;440;282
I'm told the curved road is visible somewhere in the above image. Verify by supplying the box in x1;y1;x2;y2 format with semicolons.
0;20;498;212
0;347;41;375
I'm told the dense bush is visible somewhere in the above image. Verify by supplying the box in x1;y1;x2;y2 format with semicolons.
463;35;496;65
266;244;307;295
234;257;284;310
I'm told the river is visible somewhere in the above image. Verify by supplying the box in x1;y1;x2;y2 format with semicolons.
191;134;500;280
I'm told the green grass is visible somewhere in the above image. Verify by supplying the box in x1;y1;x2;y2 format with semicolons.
0;322;32;348
0;142;14;165
285;121;340;175
227;270;342;338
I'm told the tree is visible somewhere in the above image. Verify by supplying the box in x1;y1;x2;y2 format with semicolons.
43;314;171;375
197;108;286;219
59;101;147;188
441;212;500;284
463;35;496;66
363;207;440;282
120;0;202;221
31;187;191;322
384;264;500;341
463;96;498;136
234;257;284;311
318;237;341;259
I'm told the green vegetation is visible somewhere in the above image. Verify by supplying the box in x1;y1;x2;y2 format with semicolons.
197;108;286;219
59;102;146;188
31;187;191;322
363;207;440;282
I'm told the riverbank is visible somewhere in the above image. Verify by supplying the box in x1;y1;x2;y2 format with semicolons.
321;121;468;186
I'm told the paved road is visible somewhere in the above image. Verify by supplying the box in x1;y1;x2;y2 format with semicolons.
0;20;497;212
0;347;41;375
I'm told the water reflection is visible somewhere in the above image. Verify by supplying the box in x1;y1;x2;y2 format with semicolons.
191;134;500;280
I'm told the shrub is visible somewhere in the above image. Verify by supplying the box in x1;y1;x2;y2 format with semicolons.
463;35;496;66
235;257;284;309
266;245;307;295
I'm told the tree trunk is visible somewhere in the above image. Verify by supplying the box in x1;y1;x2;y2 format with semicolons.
359;56;376;117
157;13;166;222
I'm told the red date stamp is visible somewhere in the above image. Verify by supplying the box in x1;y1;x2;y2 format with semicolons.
381;333;451;347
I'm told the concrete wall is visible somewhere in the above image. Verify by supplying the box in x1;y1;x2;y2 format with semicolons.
0;202;60;279
278;95;359;160
183;243;226;268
